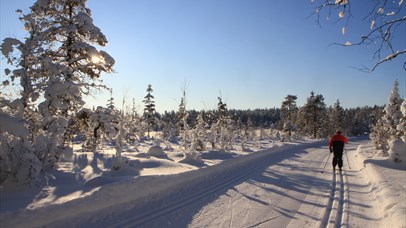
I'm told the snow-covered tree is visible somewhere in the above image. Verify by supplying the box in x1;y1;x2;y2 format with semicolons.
383;80;403;140
297;91;328;138
177;91;189;151
75;107;118;153
280;95;298;136
191;113;207;151
330;99;345;134
370;117;389;153
125;98;141;144
35;0;114;165
398;99;406;143
0;9;47;184
106;89;115;110
216;96;230;150
1;0;114;184
372;80;403;154
143;84;156;138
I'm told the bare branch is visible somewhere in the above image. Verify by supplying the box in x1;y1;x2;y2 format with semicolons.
310;1;406;71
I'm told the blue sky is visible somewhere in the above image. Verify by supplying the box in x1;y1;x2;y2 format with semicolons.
1;0;405;112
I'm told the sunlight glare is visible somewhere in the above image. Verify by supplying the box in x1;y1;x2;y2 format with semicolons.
91;55;102;64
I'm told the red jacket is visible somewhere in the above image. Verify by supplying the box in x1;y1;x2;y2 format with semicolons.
329;134;348;148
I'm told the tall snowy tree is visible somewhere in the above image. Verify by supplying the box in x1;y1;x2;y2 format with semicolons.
1;0;114;184
177;90;189;151
371;80;403;154
216;96;231;150
0;8;47;184
297;91;328;138
143;84;156;138
191;113;207;151
34;0;114;168
383;80;403;140
330;99;345;134
280;95;298;136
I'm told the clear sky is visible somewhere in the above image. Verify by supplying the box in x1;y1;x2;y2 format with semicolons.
1;0;405;113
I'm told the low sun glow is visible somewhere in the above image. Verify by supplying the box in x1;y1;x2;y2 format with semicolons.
91;55;102;64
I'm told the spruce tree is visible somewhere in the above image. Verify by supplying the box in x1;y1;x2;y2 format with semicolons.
280;95;298;136
383;80;403;140
371;80;403;154
330;99;345;134
1;0;114;184
34;0;114;168
216;96;230;150
298;91;328;138
143;84;156;138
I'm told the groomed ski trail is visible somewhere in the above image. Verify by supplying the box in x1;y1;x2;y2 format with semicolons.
49;138;380;228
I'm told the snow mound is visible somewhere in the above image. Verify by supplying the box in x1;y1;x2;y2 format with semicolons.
388;139;406;163
178;152;205;167
147;146;165;158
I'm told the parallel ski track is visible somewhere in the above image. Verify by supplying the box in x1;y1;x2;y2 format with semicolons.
109;144;320;228
319;169;349;228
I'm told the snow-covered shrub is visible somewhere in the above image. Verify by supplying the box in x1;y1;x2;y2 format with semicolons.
75;107;118;153
0;114;41;185
397;98;406;143
387;139;406;163
179;152;204;166
191;132;206;151
147;141;165;158
111;156;126;171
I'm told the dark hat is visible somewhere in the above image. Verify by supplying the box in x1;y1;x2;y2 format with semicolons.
336;130;342;134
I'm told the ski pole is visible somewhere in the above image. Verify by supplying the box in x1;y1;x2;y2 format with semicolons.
345;148;351;169
321;152;332;174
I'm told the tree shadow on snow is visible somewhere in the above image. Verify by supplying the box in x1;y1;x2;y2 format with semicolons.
200;150;238;160
363;158;406;171
128;145;324;227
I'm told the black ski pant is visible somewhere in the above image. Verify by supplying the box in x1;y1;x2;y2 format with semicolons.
332;150;343;169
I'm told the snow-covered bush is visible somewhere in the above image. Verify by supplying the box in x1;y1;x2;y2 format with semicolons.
190;113;208;151
387;139;406;163
147;141;165;158
397;99;406;143
0;112;41;185
75;107;118;153
178;151;204;166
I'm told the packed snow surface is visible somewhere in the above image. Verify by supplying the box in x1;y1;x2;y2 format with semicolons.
0;136;405;227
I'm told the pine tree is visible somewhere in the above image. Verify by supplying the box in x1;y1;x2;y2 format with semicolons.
107;89;115;110
330;99;345;134
217;96;230;150
191;113;207;151
280;95;298;137
126;98;140;144
1;0;114;184
383;80;403;140
143;84;156;138
297;91;328;138
33;0;114;168
371;80;403;154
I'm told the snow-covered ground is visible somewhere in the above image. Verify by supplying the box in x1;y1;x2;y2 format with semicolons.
0;136;405;227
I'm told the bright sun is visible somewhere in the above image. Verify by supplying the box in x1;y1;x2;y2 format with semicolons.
91;55;102;64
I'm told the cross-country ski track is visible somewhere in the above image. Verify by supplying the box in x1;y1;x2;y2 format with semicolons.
14;138;382;228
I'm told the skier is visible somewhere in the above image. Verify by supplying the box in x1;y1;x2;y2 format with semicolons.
328;130;349;172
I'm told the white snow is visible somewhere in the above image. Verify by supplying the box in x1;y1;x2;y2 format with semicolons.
0;137;405;227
